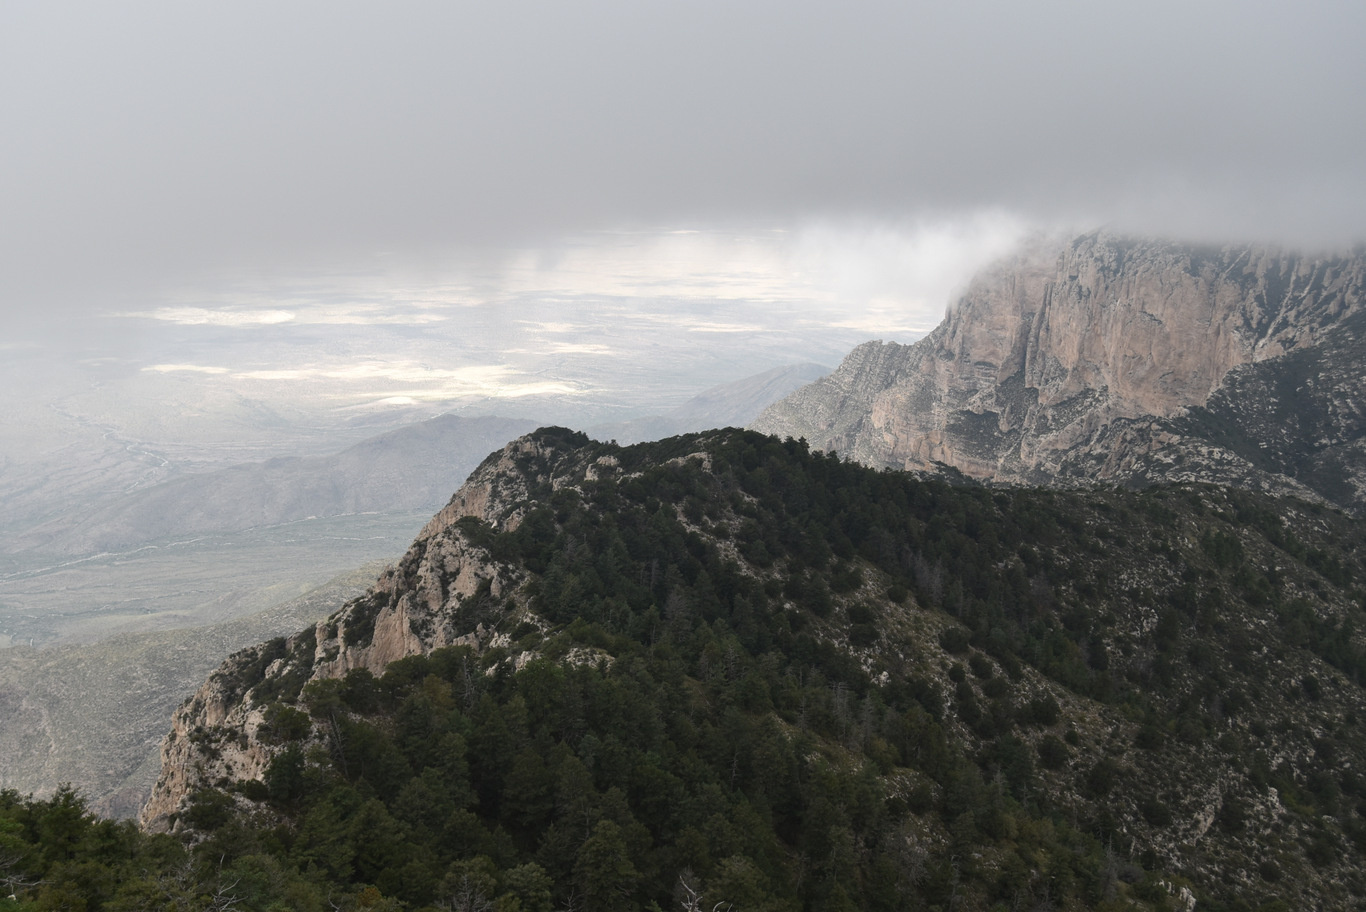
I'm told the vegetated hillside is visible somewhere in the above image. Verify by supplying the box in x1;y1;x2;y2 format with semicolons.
113;429;1366;912
752;233;1366;515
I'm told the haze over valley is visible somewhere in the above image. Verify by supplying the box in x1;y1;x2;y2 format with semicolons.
0;221;1029;647
4;2;1366;909
0;223;1025;809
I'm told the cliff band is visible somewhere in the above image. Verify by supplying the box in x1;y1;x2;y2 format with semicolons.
753;232;1366;513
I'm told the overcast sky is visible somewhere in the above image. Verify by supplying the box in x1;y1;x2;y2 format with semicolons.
4;0;1366;324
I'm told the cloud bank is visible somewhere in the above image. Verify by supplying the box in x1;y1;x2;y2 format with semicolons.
4;0;1364;322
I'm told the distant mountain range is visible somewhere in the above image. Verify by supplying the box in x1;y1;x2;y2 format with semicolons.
754;232;1366;514
588;362;829;444
8;415;540;556
9;364;831;559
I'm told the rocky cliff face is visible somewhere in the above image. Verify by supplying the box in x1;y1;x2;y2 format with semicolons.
752;233;1366;511
138;430;599;832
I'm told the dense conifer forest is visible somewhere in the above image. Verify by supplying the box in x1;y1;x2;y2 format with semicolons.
5;430;1366;911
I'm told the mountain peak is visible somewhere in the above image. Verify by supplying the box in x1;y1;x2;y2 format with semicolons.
753;233;1366;512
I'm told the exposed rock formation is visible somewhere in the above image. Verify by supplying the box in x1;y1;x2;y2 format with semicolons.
139;430;597;832
753;232;1366;512
0;563;378;820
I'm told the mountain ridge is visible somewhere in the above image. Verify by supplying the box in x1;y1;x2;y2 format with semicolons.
138;427;1366;909
0;361;843;827
752;232;1366;513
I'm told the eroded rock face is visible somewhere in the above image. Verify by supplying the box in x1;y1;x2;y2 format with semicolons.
753;233;1366;511
139;430;595;833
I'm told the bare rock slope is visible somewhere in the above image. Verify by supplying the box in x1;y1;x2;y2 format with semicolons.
753;233;1366;511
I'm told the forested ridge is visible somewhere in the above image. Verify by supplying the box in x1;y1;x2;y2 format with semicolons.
6;429;1366;911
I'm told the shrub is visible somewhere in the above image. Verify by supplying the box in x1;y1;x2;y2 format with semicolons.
939;627;971;654
1037;735;1069;770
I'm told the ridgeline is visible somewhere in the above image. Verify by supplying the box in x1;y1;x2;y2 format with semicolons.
7;428;1366;911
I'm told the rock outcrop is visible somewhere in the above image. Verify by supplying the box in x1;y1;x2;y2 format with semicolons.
138;429;597;832
753;232;1366;512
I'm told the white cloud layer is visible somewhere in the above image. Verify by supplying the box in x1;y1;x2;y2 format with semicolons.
129;308;296;326
145;360;588;403
90;217;1028;429
4;0;1363;327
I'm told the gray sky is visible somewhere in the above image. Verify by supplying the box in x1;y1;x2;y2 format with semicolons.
4;0;1365;322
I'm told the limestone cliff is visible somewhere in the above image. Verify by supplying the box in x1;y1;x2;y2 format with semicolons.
138;429;600;832
753;232;1366;511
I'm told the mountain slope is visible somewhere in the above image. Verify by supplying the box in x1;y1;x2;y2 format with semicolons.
140;429;1366;910
752;233;1366;513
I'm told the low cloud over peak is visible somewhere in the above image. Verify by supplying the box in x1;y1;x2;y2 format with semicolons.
4;1;1364;321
